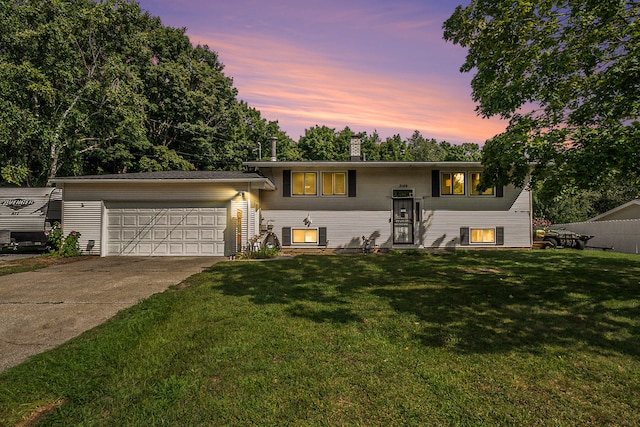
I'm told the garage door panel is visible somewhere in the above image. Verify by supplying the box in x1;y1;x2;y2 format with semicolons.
153;229;168;239
122;229;138;240
108;207;227;256
201;215;214;226
169;215;184;226
185;216;199;225
123;216;138;226
200;230;214;240
138;215;154;225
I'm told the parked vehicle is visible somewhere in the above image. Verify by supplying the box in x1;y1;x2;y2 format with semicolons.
0;187;61;252
533;226;594;250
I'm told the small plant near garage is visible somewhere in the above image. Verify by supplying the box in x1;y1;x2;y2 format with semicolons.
46;222;82;257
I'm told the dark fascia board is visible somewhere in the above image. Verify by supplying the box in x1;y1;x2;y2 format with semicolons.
49;171;276;190
244;161;484;169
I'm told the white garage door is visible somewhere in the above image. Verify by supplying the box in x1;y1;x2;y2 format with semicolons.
107;207;226;256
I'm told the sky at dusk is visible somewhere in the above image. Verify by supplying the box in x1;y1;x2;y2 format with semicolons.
135;0;507;144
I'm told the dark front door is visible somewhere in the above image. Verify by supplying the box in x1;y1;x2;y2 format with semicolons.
393;198;414;244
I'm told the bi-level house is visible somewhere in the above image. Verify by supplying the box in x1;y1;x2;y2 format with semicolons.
51;141;532;256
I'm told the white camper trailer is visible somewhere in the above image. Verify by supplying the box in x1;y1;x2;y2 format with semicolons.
0;187;62;251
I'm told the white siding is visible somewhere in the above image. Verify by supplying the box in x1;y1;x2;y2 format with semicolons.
62;201;103;255
263;210;391;249
263;206;531;250
554;219;640;254
425;210;531;248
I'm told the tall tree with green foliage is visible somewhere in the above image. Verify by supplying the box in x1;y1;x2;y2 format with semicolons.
443;1;640;191
406;131;446;161
0;0;290;186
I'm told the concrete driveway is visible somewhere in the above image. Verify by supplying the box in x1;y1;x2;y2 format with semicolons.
0;256;224;373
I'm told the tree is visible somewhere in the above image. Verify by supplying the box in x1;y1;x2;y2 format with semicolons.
379;134;408;161
0;0;290;186
440;141;482;162
443;1;640;190
406;131;446;161
298;125;342;160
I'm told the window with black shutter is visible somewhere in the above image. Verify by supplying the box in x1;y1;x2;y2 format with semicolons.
281;227;291;246
496;227;504;245
319;227;327;246
348;170;356;197
460;227;469;245
283;170;291;197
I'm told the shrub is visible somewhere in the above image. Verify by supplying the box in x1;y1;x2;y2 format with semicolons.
245;246;279;259
46;222;64;251
60;230;82;257
46;223;82;257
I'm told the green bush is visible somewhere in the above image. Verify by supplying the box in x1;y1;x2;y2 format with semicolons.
46;222;64;251
245;246;279;259
60;230;82;257
46;222;82;257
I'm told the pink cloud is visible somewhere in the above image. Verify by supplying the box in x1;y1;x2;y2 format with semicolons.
188;29;506;144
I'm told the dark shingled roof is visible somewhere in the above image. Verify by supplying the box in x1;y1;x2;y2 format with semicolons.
54;170;264;180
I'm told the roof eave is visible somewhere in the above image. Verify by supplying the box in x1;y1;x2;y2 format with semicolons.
51;177;276;190
244;161;485;168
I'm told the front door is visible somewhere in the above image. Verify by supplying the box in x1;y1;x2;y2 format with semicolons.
393;198;414;244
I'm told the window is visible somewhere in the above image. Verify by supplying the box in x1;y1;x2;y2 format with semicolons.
322;172;346;196
470;228;495;243
292;172;317;195
292;228;318;243
441;172;465;195
470;173;494;196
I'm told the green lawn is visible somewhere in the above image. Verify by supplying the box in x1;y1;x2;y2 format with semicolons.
1;250;639;426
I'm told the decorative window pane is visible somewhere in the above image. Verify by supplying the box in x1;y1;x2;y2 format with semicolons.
453;173;465;195
322;172;346;196
470;228;495;243
441;173;453;195
334;173;346;195
292;172;317;195
471;173;494;196
322;173;333;195
293;172;304;195
441;172;465;195
292;229;318;243
305;173;316;195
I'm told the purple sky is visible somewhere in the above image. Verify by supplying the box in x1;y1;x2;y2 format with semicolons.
135;0;506;144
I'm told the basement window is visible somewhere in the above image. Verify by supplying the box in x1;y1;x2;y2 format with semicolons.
470;228;496;244
292;228;318;244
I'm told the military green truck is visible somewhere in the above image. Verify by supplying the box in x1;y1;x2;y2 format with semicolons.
533;226;594;250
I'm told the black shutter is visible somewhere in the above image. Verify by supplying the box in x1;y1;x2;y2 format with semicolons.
283;170;291;197
496;185;504;198
432;170;440;197
460;227;469;246
319;227;327;246
496;227;504;246
282;227;291;246
348;170;356;197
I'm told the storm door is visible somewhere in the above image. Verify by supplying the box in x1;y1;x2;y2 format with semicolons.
393;197;414;244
